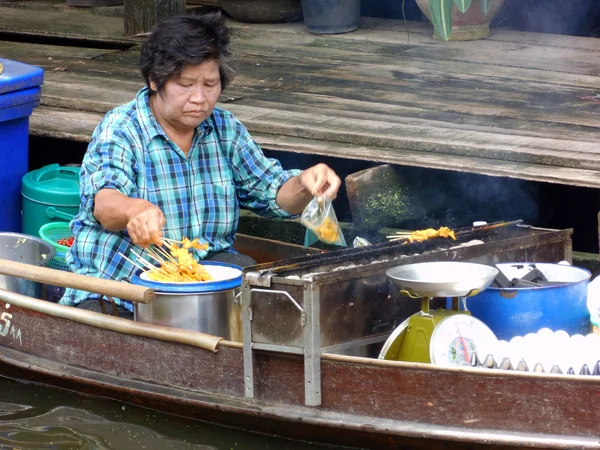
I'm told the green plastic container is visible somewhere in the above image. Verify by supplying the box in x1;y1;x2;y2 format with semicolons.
21;164;80;237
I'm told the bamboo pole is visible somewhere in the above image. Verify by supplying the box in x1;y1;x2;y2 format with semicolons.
0;288;221;351
0;259;154;303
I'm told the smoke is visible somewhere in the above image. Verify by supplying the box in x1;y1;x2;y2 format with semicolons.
495;0;600;37
395;169;546;231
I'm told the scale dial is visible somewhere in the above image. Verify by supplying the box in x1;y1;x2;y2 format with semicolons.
430;314;497;367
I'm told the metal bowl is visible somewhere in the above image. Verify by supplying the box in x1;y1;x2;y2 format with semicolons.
0;232;55;299
386;261;499;298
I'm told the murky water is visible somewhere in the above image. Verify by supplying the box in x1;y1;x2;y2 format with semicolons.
0;376;350;450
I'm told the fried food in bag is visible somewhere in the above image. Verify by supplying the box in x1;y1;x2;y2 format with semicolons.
301;197;347;246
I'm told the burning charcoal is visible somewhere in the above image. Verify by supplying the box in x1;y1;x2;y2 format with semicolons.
520;268;548;284
550;365;562;374
580;364;591;376
516;359;529;372
533;363;545;373
493;268;512;288
499;357;513;370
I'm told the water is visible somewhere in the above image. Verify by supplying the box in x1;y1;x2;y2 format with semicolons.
0;377;349;450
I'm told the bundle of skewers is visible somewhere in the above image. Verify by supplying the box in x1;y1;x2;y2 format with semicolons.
120;237;213;283
387;227;457;243
386;230;413;243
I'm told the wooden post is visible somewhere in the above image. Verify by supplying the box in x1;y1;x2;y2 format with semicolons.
124;0;186;36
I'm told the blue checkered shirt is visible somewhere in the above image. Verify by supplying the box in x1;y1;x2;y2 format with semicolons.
60;87;301;310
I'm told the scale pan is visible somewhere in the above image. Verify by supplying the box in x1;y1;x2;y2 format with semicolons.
386;261;498;298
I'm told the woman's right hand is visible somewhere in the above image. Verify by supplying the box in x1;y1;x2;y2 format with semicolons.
126;200;166;247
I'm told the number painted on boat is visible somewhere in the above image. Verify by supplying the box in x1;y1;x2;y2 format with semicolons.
0;304;22;345
0;311;13;337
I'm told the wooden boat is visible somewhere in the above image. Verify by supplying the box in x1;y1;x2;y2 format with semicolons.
0;227;597;450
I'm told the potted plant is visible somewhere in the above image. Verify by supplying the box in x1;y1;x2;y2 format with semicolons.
414;0;505;41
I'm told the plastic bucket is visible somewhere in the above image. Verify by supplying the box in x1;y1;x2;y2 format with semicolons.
468;263;591;340
301;0;361;34
0;58;44;232
21;164;80;237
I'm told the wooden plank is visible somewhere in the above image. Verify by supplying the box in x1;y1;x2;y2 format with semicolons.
253;132;600;188
0;7;129;41
225;35;600;89
0;41;122;62
229;17;600;54
10;44;596;149
228;60;600;129
30;107;104;142
219;95;600;145
29;107;600;189
35;52;599;135
2;6;598;189
225;20;600;75
30;70;600;171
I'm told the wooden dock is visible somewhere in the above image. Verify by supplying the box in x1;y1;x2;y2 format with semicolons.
1;3;600;188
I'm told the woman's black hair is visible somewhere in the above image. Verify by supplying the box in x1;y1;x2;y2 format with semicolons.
140;12;234;94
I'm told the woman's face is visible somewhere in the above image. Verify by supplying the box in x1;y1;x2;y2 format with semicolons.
150;60;222;133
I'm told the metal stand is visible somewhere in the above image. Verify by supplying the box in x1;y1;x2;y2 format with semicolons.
242;283;322;406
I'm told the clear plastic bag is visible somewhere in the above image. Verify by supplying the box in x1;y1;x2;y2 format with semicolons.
353;236;372;247
301;196;347;247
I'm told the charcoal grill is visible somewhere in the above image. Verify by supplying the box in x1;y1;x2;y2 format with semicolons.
241;221;572;406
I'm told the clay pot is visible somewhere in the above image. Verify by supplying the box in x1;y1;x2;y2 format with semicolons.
415;0;505;41
220;0;303;23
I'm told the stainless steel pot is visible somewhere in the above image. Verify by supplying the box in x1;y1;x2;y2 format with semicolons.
131;262;243;341
134;289;242;341
0;232;55;298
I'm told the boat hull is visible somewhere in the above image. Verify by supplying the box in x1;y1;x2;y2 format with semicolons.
0;299;598;450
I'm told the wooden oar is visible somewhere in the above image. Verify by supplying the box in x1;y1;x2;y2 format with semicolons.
0;259;154;303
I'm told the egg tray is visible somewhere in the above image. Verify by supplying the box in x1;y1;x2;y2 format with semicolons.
470;353;600;376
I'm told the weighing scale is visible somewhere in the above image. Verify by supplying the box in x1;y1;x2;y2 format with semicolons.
379;261;498;366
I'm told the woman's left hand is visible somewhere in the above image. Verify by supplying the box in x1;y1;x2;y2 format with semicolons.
299;163;341;200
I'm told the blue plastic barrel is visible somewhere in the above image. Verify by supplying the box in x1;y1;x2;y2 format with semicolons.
467;263;591;340
0;58;44;232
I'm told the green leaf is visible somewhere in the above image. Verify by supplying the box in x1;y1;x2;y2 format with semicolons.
481;0;491;14
429;0;454;41
454;0;471;13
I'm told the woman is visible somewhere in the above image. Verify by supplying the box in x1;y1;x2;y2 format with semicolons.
60;12;341;317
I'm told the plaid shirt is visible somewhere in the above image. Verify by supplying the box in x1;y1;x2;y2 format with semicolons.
60;87;301;310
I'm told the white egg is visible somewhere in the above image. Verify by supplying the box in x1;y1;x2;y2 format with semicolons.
508;335;525;369
583;333;600;373
569;334;587;374
553;330;571;374
494;340;511;368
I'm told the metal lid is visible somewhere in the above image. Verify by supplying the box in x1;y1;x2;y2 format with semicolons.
130;261;243;294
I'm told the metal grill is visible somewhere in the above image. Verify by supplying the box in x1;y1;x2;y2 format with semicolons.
241;221;573;406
